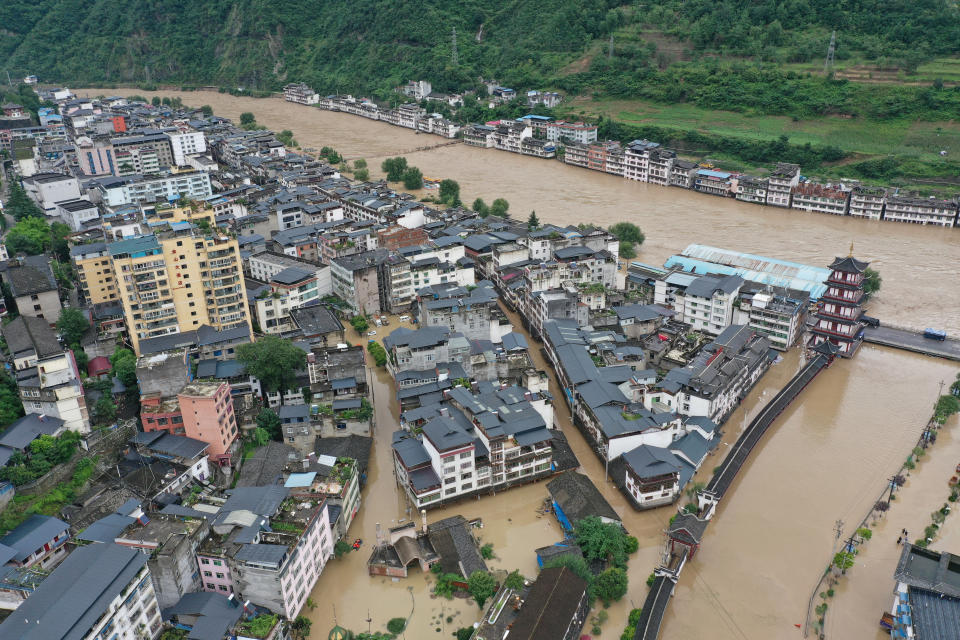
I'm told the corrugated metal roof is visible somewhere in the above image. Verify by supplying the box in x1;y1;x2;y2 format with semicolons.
666;244;830;299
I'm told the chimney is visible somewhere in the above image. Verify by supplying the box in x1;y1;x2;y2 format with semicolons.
421;509;428;534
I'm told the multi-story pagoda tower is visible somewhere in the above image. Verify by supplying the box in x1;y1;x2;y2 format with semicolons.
808;249;870;358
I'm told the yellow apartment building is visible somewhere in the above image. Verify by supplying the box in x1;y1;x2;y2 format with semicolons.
72;241;118;305
108;206;252;354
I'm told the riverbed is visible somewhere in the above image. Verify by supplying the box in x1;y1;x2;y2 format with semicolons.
76;88;960;638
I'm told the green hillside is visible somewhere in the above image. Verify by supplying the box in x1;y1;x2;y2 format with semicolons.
3;0;960;100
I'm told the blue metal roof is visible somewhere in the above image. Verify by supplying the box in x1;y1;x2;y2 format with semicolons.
665;247;830;300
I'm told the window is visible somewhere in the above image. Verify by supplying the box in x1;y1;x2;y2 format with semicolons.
203;571;212;577
206;583;216;590
201;558;210;564
218;585;229;592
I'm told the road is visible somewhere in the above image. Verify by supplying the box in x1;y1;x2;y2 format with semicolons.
862;325;960;361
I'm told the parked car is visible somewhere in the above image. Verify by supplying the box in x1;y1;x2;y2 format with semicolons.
924;328;947;341
861;315;880;327
399;315;410;322
367;330;377;336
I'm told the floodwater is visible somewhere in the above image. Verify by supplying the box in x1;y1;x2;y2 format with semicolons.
76;89;960;638
80;89;960;334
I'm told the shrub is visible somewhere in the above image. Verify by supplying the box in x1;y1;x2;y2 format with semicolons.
387;618;406;634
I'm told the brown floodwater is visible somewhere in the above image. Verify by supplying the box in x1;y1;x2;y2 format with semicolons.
77;89;960;638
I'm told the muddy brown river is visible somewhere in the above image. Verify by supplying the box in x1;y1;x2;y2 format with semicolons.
80;89;960;638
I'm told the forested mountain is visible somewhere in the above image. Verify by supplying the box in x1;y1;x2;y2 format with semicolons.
2;0;960;96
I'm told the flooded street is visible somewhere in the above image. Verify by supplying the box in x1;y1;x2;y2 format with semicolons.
80;89;960;333
76;89;960;637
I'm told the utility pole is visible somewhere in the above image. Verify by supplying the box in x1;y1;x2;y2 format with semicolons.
451;27;458;67
824;30;836;75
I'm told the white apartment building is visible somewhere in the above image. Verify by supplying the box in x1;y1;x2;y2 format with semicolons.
765;162;800;207
657;273;744;336
98;171;213;206
883;195;958;227
247;251;331;296
168;131;207;166
790;182;850;215
544;121;598;144
22;172;82;215
624;140;660;182
252;267;324;334
848;185;887;220
0;543;163;640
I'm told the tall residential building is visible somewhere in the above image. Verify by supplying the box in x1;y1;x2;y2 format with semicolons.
168;131;207;166
0;542;163;640
109;207;252;354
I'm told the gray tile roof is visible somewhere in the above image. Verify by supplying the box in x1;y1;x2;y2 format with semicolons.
547;471;621;525
0;413;65;450
0;543;148;640
392;431;431;469
221;485;289;516
2;316;63;360
76;513;137;543
163;591;243;640
684;274;743;299
6;261;56;297
0;515;69;562
234;543;287;567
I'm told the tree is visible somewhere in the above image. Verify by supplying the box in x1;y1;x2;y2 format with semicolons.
527;211;540;230
0;372;25;428
57;308;89;347
354;158;367;170
935;394;960;421
93;395;117;425
542;554;592;586
252;427;271;447
504;570;525;590
110;347;138;387
240;112;255;124
72;348;89;372
619;241;636;259
386;618;406;634
5;181;44;220
609;222;645;247
237;336;307;404
151;97;161;106
439;179;461;206
350;315;369;333
200;105;213;116
454;629;474;640
381;157;408;182
403;166;424;190
354;168;370;181
593;567;628;605
256;408;283;442
489;198;509;217
291;616;312;640
574;516;635;569
467;570;497;608
864;267;882;298
367;341;387;367
5;216;51;255
472;198;488;215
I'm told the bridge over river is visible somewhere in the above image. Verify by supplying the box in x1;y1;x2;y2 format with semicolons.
634;348;835;640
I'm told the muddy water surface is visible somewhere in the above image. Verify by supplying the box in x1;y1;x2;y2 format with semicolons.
76;89;960;638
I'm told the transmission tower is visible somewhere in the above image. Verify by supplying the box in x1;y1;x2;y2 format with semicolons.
451;27;458;67
824;30;836;74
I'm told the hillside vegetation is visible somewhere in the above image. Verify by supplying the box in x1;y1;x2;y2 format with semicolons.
4;0;960;102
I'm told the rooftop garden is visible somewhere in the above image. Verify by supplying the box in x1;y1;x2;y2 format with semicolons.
238;614;278;639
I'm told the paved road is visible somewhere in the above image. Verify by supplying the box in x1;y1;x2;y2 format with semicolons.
862;325;960;361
